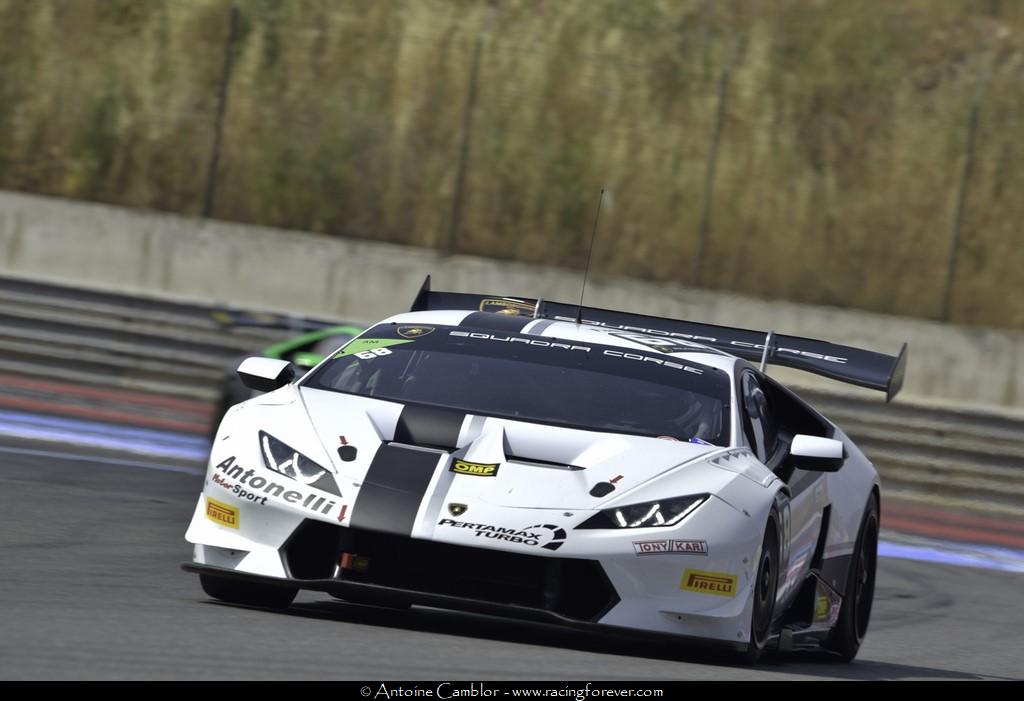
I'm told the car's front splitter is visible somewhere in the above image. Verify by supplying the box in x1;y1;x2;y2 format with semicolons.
182;562;747;653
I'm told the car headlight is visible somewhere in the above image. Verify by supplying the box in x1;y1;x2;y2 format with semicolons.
259;431;340;496
576;494;708;529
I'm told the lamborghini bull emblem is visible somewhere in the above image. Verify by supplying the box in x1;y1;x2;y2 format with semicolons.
397;325;434;339
447;503;468;517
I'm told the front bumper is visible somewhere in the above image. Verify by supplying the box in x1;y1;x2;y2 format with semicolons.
186;481;765;646
282;518;620;621
182;560;744;652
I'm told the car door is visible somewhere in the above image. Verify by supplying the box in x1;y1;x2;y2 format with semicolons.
739;370;826;604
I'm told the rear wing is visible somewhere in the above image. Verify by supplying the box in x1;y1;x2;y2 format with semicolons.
411;276;908;401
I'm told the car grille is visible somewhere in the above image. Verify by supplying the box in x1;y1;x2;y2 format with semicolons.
282;520;618;621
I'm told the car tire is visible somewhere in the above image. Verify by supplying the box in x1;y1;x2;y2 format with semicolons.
824;493;879;662
200;574;298;610
743;511;780;664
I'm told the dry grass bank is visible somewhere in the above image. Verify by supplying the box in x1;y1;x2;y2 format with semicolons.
0;0;1021;326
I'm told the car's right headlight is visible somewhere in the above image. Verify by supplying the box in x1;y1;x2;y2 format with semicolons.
576;494;709;529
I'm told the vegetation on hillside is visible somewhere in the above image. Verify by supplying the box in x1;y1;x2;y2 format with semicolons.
1;0;1022;327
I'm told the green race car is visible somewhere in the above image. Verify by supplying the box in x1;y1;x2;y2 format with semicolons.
211;323;365;434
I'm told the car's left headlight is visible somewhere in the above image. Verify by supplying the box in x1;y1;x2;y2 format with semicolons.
576;494;708;529
259;430;340;496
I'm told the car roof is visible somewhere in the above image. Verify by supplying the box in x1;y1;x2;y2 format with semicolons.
374;310;740;375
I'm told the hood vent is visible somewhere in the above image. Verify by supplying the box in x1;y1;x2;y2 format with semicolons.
392;404;465;451
506;455;584;471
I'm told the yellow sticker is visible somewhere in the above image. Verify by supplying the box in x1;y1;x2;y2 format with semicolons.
680;568;737;597
815;595;830;621
450;460;499;477
206;496;239;529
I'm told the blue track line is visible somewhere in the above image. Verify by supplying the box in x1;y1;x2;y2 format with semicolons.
0;408;210;461
879;536;1024;574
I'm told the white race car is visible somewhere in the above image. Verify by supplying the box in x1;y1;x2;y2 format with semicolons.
184;277;908;662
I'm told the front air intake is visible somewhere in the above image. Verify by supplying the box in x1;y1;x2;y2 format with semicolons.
280;521;618;621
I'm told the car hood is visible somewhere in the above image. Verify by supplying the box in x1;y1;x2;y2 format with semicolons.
295;387;723;510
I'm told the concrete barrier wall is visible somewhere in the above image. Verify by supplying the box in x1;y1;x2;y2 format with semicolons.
2;189;1021;408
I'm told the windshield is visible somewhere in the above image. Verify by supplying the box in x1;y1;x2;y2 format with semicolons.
303;323;731;445
310;333;361;357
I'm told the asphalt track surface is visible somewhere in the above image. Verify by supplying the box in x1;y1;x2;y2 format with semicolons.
1;439;1022;681
0;274;1021;681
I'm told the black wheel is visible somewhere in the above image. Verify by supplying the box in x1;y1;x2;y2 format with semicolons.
200;574;297;609
743;514;780;664
825;494;879;661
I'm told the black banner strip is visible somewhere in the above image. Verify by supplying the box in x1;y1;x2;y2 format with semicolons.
351;444;440;536
413;282;908;400
393;404;465;450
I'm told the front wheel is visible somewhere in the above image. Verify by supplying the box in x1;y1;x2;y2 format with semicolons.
825;494;879;661
743;513;780;664
200;574;297;609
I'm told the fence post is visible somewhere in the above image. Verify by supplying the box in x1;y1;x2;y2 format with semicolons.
444;5;496;255
692;35;743;287
203;1;240;219
940;58;992;321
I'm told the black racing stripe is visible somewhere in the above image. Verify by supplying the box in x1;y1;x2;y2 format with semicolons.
525;319;556;335
394;404;465;450
461;311;534;332
351;444;440;536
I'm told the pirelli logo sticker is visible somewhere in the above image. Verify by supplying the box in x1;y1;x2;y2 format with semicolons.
205;496;239;529
450;460;499;477
681;569;736;597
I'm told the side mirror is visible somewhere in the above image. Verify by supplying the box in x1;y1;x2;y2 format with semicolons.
237;357;295;393
790;434;846;472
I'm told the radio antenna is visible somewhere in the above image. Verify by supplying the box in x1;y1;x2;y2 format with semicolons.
576;188;605;324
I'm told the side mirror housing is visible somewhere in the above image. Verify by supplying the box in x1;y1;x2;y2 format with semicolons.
237;357;295;393
790;434;846;472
